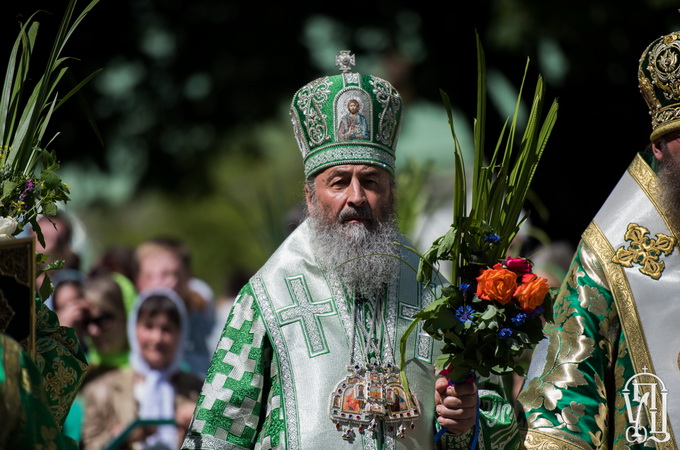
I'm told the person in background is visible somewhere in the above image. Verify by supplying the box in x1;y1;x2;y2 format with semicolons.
135;237;215;378
81;288;203;449
88;244;139;314
82;273;130;384
34;212;82;291
50;274;89;350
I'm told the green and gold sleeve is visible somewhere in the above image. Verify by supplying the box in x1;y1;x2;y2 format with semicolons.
518;242;643;449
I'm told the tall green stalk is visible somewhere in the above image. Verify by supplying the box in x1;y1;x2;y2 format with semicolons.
430;32;559;285
0;0;101;242
405;32;559;387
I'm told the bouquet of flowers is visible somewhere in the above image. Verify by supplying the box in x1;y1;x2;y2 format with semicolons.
0;0;100;296
401;34;559;386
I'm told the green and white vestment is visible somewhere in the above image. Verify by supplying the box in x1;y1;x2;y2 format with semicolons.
182;220;516;449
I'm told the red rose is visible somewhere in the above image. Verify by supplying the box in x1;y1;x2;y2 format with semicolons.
506;257;532;273
437;366;452;377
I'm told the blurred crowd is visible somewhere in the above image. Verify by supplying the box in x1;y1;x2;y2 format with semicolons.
34;212;243;449
30;208;572;449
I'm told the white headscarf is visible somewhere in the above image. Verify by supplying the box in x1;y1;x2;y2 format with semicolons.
128;287;189;449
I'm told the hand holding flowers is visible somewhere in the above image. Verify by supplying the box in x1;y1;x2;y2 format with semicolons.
435;378;477;434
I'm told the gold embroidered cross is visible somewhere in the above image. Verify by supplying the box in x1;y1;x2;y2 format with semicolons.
612;223;676;280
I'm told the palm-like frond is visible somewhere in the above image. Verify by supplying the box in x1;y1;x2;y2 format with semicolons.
440;32;559;283
0;0;101;241
404;33;559;388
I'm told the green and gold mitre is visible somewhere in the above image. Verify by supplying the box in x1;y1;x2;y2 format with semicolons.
639;31;680;142
290;50;403;178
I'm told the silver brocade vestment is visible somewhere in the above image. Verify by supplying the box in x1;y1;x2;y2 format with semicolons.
183;219;448;449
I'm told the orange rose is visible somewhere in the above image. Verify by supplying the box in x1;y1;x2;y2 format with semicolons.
475;263;518;305
514;273;550;312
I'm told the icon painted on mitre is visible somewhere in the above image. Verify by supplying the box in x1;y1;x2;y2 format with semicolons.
337;98;369;141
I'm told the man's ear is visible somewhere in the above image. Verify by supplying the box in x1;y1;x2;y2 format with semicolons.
652;140;664;162
304;183;313;213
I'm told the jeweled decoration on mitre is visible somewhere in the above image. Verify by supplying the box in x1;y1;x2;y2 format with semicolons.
290;50;403;178
639;31;680;141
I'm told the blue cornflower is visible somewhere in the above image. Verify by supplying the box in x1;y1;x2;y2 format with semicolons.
458;283;473;293
483;233;501;244
455;305;477;324
511;313;527;326
529;305;545;318
497;328;513;339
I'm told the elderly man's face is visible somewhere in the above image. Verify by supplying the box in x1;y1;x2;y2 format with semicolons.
306;164;393;230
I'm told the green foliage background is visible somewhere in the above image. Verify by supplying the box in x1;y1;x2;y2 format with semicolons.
4;0;680;296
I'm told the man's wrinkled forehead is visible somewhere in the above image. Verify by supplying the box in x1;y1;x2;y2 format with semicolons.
310;164;393;183
326;165;387;178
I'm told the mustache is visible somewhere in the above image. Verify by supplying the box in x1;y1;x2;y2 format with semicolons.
337;205;374;223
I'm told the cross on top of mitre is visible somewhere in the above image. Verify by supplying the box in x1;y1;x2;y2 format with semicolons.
335;50;355;73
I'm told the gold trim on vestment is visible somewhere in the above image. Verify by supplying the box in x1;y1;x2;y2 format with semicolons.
625;156;678;449
521;427;592;449
583;205;677;449
582;222;653;384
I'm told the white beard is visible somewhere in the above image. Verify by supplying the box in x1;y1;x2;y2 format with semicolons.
309;212;400;301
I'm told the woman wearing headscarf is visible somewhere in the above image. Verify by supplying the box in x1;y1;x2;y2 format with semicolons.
81;288;203;449
82;274;130;384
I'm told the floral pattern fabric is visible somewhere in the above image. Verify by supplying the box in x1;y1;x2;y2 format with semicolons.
0;299;88;450
518;242;646;449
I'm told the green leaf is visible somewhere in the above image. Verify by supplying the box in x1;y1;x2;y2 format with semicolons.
441;328;465;348
5;0;101;176
38;273;53;302
41;259;64;272
2;180;17;198
40;169;61;189
42;202;57;216
436;226;458;259
30;216;45;248
399;316;423;390
34;252;49;265
480;305;499;320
